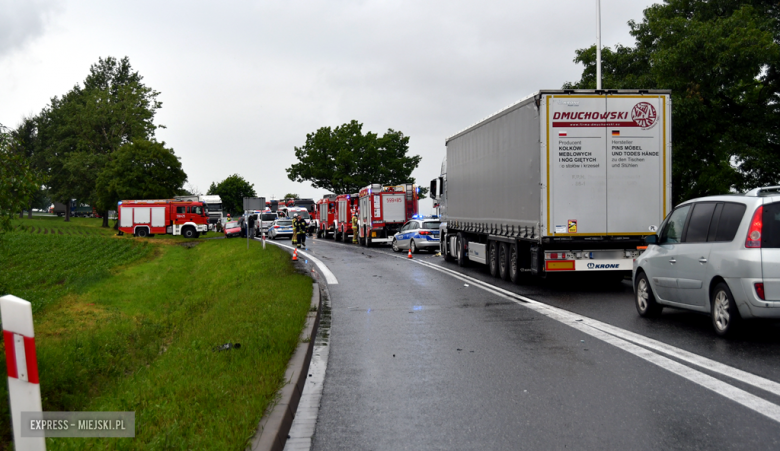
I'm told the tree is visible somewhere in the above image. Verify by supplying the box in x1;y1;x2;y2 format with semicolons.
207;175;256;216
284;193;298;199
564;0;780;205
287;120;422;194
95;139;187;212
9;117;45;219
37;56;163;225
0;124;40;236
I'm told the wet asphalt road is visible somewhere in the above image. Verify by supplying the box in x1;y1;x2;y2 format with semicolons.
285;235;780;450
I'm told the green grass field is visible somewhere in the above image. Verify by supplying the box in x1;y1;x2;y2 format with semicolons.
0;216;312;450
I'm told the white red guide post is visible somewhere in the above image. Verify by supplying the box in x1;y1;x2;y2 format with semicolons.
1;295;46;451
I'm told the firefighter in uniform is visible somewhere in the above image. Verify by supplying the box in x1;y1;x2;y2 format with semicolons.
352;212;359;244
293;214;307;249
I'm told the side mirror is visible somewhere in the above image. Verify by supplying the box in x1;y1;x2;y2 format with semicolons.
644;235;658;245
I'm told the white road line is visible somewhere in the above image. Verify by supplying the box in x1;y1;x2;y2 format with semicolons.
255;238;339;285
411;258;780;423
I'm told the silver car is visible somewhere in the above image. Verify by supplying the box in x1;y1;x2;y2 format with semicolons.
268;219;294;240
633;187;780;336
391;218;441;253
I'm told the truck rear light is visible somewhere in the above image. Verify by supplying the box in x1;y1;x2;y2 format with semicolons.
755;283;765;300
745;206;763;248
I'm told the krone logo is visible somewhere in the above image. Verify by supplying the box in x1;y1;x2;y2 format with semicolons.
588;263;595;269
631;102;658;129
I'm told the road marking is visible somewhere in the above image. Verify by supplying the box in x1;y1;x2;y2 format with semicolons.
412;259;780;424
256;238;339;285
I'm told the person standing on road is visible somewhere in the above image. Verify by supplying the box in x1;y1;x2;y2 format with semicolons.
294;214;307;249
248;213;256;238
352;212;359;244
292;213;299;248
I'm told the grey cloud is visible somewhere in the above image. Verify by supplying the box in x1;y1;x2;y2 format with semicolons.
0;0;62;57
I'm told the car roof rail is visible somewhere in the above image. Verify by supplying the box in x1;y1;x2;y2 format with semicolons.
745;186;780;197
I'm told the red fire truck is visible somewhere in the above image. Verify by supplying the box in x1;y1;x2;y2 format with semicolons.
316;195;337;238
357;183;419;246
117;199;210;238
334;193;359;242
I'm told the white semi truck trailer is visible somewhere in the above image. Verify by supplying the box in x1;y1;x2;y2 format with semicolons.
431;90;672;282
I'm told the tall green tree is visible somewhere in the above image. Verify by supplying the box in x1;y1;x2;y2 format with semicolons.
10;116;45;219
37;56;164;225
284;193;298;199
286;120;422;194
95;139;187;211
207;175;256;216
0;124;40;236
564;0;780;205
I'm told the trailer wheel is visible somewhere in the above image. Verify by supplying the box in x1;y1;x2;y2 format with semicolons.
456;233;467;267
182;227;197;239
488;241;499;277
509;243;520;284
498;242;510;280
136;227;149;238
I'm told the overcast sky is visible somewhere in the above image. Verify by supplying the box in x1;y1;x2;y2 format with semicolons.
1;0;657;213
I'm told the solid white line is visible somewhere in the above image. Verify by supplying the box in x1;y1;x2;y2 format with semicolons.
414;259;780;399
411;259;780;423
256;238;339;285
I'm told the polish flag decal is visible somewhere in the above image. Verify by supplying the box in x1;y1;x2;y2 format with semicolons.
558;131;567;137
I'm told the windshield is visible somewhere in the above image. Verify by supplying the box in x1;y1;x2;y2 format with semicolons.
292;211;310;219
276;221;292;226
206;203;222;211
226;221;238;228
262;213;277;221
423;222;441;229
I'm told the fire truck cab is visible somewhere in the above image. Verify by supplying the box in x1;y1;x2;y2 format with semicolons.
118;199;210;238
357;183;419;247
316;195;337;238
334;193;359;242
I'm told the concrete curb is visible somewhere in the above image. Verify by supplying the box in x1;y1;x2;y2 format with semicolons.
248;282;321;451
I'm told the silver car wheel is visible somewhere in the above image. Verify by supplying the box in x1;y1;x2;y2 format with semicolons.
392;238;400;252
637;278;649;312
713;290;730;332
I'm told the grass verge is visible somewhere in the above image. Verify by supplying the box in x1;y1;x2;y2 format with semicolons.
1;226;312;450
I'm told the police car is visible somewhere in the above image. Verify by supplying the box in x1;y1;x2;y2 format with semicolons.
391;216;441;253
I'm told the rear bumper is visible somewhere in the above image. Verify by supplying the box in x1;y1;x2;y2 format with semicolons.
732;277;780;319
415;238;440;249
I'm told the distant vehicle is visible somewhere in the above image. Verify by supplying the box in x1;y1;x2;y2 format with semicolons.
224;221;241;238
247;210;278;235
268;219;294;240
334;193;359;242
175;194;224;229
316;195;337;238
392;216;441;253
357;183;419;247
633;187;780;337
117;199;209;238
52;200;92;217
284;207;313;234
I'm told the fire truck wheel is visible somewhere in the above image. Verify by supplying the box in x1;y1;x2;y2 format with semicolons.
498;242;510;281
335;231;342;242
488;241;499;277
317;229;322;238
182;227;197;239
366;233;373;247
456;233;467;267
136;227;149;238
410;240;419;254
392;238;400;252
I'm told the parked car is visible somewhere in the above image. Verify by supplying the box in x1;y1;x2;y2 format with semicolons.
268;219;294;240
633;187;780;336
224;221;241;238
391;216;441;253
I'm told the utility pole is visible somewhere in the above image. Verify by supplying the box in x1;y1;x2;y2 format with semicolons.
596;0;602;89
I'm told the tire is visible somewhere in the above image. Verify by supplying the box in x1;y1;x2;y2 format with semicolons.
456;233;467;267
488;241;499;278
366;234;373;247
317;228;323;238
443;234;454;262
509;243;520;284
711;282;741;337
410;240;419;254
136;227;149;238
392;239;400;252
498;242;510;281
635;271;663;317
182;227;197;239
